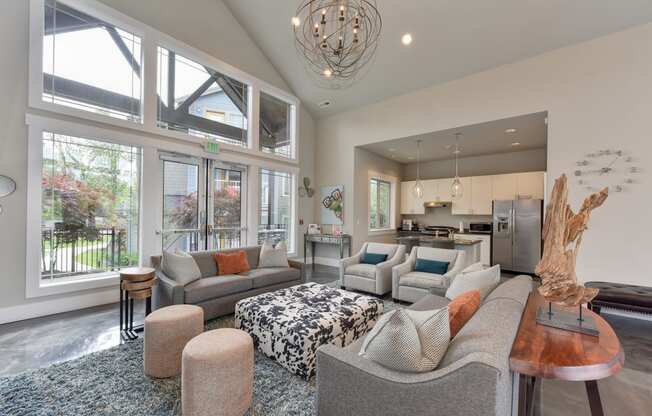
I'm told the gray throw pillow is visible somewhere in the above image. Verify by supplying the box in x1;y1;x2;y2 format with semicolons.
359;308;450;373
259;241;289;268
446;264;500;301
161;251;202;286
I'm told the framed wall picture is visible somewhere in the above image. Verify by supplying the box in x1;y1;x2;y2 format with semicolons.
320;185;344;225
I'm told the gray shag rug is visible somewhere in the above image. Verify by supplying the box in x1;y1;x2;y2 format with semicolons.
0;297;400;416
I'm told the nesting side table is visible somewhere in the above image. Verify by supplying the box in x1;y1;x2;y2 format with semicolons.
120;267;157;341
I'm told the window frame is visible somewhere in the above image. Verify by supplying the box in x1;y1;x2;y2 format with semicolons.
258;89;297;160
28;0;300;164
368;172;397;234
257;168;297;255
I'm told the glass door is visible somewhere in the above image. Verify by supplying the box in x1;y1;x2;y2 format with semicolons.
160;154;204;252
208;162;247;249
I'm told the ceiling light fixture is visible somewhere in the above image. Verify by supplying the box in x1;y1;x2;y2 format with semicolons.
505;128;517;134
401;33;412;45
451;133;463;200
511;142;521;147
292;0;382;89
413;139;424;199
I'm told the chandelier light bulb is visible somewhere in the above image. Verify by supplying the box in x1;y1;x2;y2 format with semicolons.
323;68;333;77
413;180;424;199
451;133;464;200
401;33;413;45
291;16;301;27
451;178;463;200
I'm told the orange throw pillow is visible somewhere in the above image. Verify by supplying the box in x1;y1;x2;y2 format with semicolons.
448;290;481;339
214;251;250;275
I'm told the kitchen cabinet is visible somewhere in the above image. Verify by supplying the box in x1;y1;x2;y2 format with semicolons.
492;174;518;200
423;179;438;202
471;175;493;215
451;177;473;215
516;172;545;200
400;181;425;215
434;178;454;201
455;233;491;266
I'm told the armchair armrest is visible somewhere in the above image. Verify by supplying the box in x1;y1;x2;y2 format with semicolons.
339;247;364;287
392;249;416;298
152;270;185;310
374;245;406;294
443;251;466;286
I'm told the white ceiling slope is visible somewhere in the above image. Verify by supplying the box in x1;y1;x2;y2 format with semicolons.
224;1;652;118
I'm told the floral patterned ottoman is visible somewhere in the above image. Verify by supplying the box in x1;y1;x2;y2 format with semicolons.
234;283;384;379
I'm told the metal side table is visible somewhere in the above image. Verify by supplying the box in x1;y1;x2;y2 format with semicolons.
120;267;157;341
304;233;352;271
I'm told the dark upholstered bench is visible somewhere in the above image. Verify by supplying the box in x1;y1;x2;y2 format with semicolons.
586;282;652;315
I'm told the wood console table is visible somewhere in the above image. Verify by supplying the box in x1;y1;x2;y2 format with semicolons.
304;233;352;271
509;292;624;416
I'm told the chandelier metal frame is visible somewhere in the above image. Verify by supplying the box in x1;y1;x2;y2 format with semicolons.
292;0;382;89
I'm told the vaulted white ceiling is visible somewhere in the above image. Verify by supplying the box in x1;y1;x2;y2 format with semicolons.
224;0;652;117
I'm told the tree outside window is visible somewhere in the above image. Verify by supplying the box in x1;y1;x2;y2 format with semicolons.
370;178;391;230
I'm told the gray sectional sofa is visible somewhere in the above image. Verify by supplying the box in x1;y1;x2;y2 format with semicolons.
151;246;303;321
316;275;533;416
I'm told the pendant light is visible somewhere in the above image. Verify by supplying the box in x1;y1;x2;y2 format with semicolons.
413;139;424;199
451;133;463;200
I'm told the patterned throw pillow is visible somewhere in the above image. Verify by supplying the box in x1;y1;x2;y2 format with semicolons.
161;250;201;286
447;290;481;339
445;264;501;301
214;250;251;275
359;308;450;373
259;241;289;268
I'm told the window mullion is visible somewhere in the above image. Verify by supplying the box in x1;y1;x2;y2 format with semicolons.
250;84;260;151
141;30;158;130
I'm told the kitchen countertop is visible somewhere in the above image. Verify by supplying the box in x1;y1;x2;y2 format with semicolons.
397;228;491;235
395;236;482;246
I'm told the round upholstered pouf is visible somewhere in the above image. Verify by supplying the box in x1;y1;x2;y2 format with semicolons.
182;328;254;416
144;305;204;378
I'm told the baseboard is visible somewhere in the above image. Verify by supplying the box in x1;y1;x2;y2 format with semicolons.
601;306;652;322
0;287;119;325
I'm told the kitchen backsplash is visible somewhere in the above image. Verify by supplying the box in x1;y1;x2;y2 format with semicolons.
402;205;492;229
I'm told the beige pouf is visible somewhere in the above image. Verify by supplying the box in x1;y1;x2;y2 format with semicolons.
182;328;254;416
144;304;204;378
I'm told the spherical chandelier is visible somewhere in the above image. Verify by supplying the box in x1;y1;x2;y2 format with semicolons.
292;0;382;89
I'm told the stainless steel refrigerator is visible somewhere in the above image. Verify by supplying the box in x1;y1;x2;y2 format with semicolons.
492;199;543;274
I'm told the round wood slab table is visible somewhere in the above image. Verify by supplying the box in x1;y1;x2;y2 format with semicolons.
509;292;624;416
120;267;156;341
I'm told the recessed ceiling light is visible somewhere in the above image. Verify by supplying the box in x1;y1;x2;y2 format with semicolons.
318;100;331;108
401;33;413;45
511;142;521;147
505;128;517;134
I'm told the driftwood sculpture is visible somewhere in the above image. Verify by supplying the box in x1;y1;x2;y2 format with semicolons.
535;174;609;306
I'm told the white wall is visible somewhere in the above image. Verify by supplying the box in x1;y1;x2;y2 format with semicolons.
402;148;547;181
0;0;316;320
316;23;652;286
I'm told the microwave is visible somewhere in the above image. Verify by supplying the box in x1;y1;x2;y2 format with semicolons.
469;222;492;233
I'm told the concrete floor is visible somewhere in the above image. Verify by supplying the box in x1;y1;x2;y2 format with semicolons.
1;265;651;415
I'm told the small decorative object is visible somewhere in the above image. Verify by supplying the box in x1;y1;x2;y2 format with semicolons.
451;133;463;200
574;149;640;193
332;224;343;235
299;177;315;197
292;0;382;89
413;140;424;198
308;223;322;234
0;175;16;198
535;174;608;336
321;185;344;225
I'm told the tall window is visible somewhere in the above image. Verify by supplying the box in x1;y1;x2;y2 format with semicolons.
258;169;294;251
369;178;391;230
41;132;141;281
43;0;142;121
260;92;293;158
157;47;248;147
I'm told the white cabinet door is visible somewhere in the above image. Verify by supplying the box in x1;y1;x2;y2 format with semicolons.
492;174;518;200
423;179;438;202
451;177;473;215
435;178;454;201
457;233;491;266
401;181;425;215
516;172;545;200
471;176;493;215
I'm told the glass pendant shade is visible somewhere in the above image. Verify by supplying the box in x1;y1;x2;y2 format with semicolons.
451;133;463;200
413;180;424;198
451;177;463;200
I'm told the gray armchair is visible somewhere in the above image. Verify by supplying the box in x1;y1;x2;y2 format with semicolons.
339;242;406;296
392;246;465;303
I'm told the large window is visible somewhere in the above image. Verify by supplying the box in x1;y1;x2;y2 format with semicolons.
157;47;249;147
258;169;294;252
369;178;392;230
260;92;293;158
41;132;141;282
43;0;142;121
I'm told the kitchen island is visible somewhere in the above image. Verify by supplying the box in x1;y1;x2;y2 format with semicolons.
395;235;481;269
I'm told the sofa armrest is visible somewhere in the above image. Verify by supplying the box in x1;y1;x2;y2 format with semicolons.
288;259;305;283
317;346;501;416
152;270;185;310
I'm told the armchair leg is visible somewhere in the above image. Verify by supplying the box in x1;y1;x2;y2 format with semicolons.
393;298;399;304
341;286;346;290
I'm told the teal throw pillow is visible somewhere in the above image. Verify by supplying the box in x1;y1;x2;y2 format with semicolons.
415;258;449;275
361;252;388;265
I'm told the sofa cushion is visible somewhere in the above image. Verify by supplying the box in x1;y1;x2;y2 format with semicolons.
359;308;450;373
259;241;289;268
245;267;300;289
400;271;447;290
161;251;201;286
415;247;459;272
214;250;251;275
445;265;501;301
345;263;376;279
448;290;481;339
184;275;253;304
415;258;449;275
190;247;261;277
